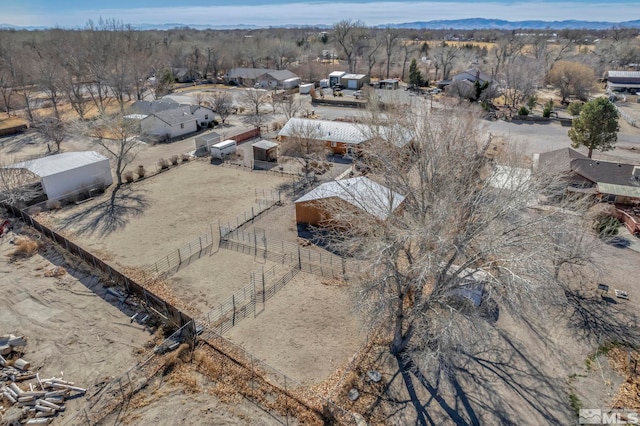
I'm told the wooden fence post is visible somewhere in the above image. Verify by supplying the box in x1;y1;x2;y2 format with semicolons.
232;295;236;326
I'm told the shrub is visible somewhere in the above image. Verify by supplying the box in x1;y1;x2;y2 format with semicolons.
124;170;134;183
12;236;42;257
542;99;554;118
594;215;620;238
170;155;179;166
181;154;190;162
137;165;146;179
158;158;169;170
517;106;529;116
526;95;538;110
45;200;62;210
567;102;583;116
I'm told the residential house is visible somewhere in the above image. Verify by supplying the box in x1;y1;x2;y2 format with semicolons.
136;108;198;139
172;68;200;83
535;147;640;205
294;176;405;227
278;118;411;156
225;68;299;87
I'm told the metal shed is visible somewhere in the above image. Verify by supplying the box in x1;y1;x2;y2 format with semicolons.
195;132;222;152
252;140;278;162
7;151;113;201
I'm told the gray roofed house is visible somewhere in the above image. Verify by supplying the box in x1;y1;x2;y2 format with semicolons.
225;68;299;87
131;99;179;115
534;147;640;203
452;68;493;84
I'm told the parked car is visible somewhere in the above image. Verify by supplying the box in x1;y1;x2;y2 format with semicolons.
353;90;363;99
332;84;345;91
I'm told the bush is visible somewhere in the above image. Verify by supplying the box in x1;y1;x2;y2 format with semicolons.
542;99;554;118
158;158;169;170
45;200;62;210
170;155;179;166
124;170;134;183
526;95;538;110
594;215;620;237
12;236;42;257
567;102;583;116
181;154;190;162
137;165;146;179
518;106;529;116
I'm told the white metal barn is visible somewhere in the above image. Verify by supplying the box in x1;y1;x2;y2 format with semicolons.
9;151;113;201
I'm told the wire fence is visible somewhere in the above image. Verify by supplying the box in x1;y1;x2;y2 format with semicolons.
220;226;351;279
59;322;197;426
252;159;303;176
143;230;215;279
199;330;359;425
197;263;298;335
616;105;638;128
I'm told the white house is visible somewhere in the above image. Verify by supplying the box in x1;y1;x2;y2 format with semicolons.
188;105;215;128
7;151;113;201
136;107;198;139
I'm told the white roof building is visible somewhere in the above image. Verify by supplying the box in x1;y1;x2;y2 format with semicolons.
8;151;113;201
295;176;405;221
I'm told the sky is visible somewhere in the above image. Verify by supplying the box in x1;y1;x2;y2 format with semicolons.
3;0;639;28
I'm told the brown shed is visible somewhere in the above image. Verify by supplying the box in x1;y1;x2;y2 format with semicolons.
294;176;405;227
252;140;278;162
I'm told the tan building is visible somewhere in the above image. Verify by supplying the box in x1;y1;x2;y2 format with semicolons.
294;176;405;227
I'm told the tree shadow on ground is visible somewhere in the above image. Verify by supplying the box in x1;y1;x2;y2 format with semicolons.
367;318;576;425
563;288;640;344
57;186;149;238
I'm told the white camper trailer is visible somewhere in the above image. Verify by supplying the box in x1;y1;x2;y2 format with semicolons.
210;139;237;159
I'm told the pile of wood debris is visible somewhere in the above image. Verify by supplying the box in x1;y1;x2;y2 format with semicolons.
1;334;86;425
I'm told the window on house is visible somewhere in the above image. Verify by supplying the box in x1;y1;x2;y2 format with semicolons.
205;114;209;120
181;123;184;129
331;141;337;148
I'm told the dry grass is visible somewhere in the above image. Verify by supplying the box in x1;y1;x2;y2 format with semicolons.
0;113;28;130
43;266;66;278
11;236;43;258
609;346;640;410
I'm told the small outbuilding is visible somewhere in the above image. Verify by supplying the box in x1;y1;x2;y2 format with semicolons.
294;176;404;227
195;132;222;153
252;140;278;163
7;151;113;201
341;73;370;90
329;71;346;87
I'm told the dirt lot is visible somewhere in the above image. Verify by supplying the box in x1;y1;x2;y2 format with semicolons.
40;161;292;269
0;223;151;420
226;271;365;385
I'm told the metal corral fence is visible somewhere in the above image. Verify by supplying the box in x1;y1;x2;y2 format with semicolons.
2;203;194;330
142;189;281;280
252;159;302;176
198;263;298;335
59;322;196;426
616;105;638;128
220;226;350;279
200;330;359;425
143;230;215;279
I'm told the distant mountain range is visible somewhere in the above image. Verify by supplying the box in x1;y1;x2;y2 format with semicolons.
1;18;640;31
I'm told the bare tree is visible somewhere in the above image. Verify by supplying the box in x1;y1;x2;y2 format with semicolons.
274;93;303;120
79;114;141;195
210;91;233;125
333;20;367;73
383;29;401;79
430;42;458;81
500;56;545;109
34;116;66;152
0;40;16;115
279;120;331;185
317;105;593;421
548;60;594;102
0;157;43;207
240;88;271;129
